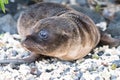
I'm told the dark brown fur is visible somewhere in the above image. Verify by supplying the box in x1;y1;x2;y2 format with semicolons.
0;2;119;64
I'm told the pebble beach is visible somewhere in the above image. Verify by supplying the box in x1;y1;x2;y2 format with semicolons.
0;32;120;80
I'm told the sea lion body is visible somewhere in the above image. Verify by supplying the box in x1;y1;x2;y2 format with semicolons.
17;2;100;60
0;2;119;64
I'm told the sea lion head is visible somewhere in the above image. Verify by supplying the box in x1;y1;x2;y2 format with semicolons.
21;17;79;58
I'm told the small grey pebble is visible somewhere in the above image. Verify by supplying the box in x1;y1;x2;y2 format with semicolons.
62;61;73;65
110;75;117;80
27;77;36;80
118;55;120;58
111;60;120;67
97;51;104;56
84;54;92;59
80;77;86;80
7;46;13;49
5;41;9;44
48;60;54;64
95;76;101;80
59;68;71;76
31;67;41;77
45;69;54;73
97;66;105;72
36;70;42;77
10;63;19;70
21;51;31;58
2;47;7;51
11;50;18;56
49;77;55;80
75;72;83;80
29;62;36;67
0;53;8;59
64;67;70;72
105;53;111;56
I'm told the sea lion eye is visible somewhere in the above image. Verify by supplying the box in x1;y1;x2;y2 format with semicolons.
39;30;48;39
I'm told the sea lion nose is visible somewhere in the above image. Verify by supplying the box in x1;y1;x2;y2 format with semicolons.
21;35;34;47
21;36;30;47
21;37;27;42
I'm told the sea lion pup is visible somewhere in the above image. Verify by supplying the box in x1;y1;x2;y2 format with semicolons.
0;2;120;64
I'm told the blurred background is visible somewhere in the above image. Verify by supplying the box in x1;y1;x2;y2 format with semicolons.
0;0;120;37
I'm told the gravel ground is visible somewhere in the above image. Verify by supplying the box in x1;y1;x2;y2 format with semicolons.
0;32;120;80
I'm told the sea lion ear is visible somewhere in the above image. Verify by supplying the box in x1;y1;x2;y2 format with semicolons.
62;31;72;37
61;32;70;41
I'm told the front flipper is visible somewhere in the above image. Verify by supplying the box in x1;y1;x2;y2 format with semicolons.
0;53;40;64
99;31;120;47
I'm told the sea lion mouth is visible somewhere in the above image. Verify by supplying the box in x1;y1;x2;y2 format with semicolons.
21;35;46;54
